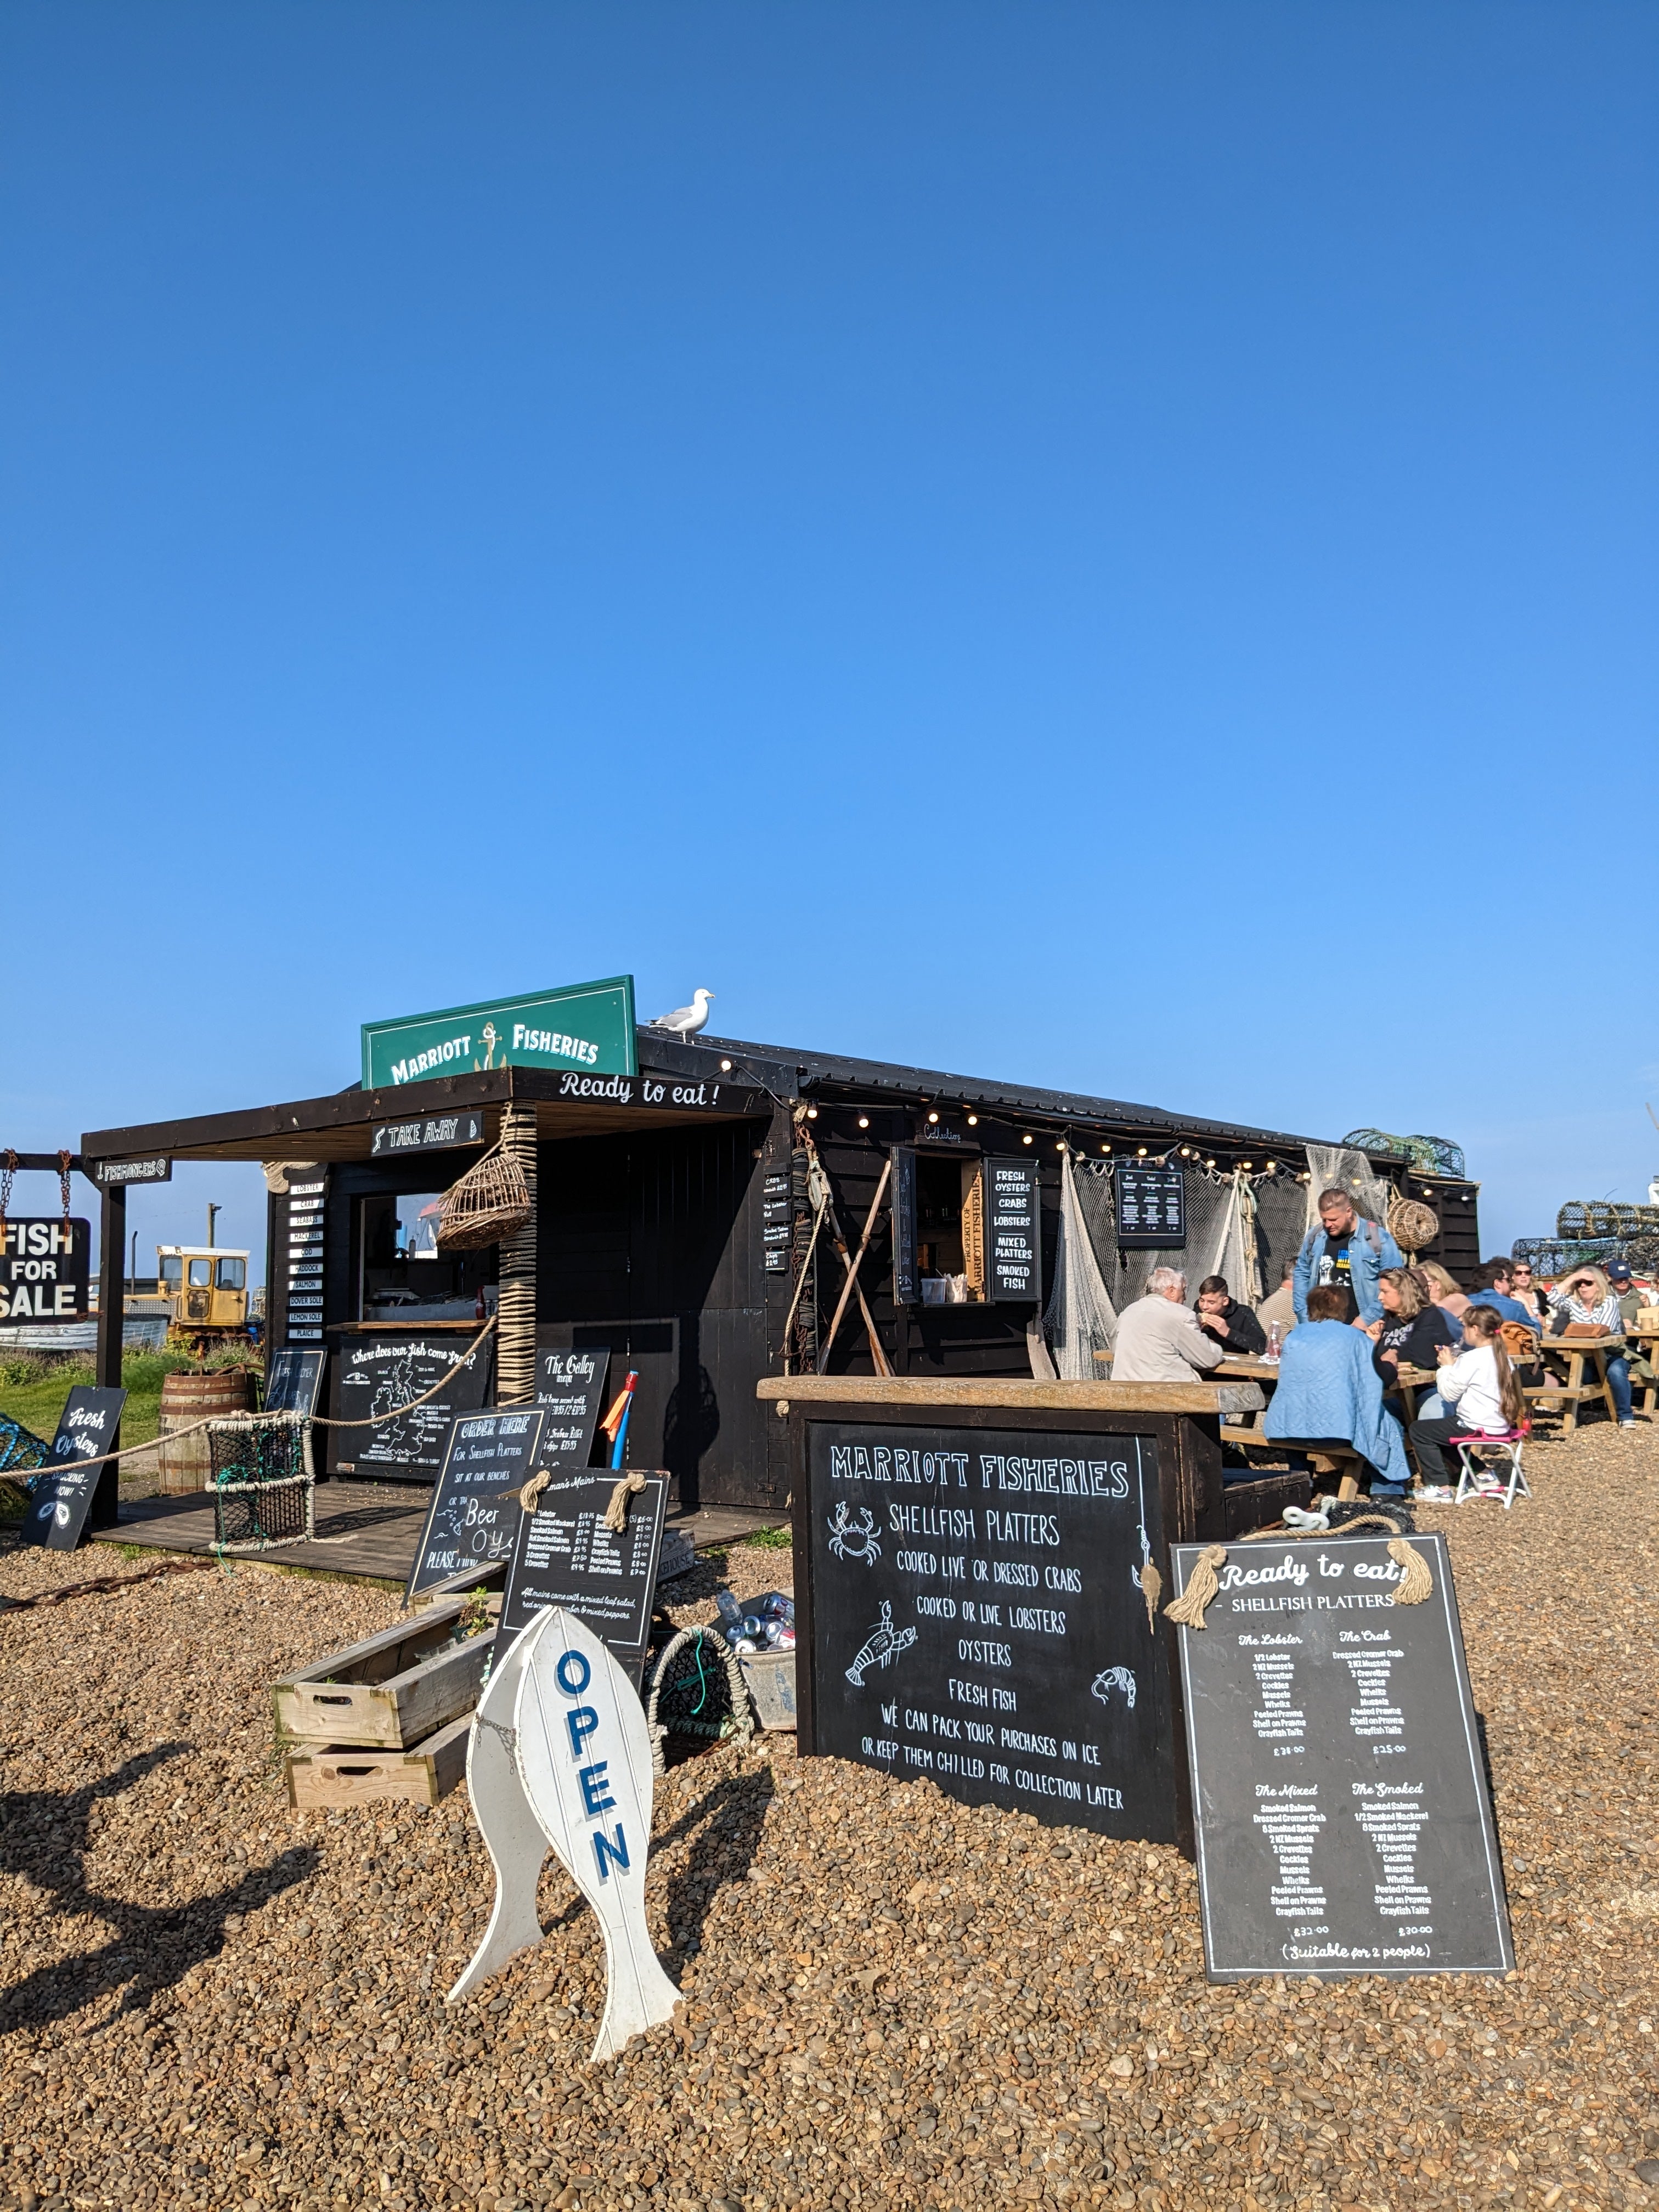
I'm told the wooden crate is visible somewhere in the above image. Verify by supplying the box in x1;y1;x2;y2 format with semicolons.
285;1713;472;1811
408;1558;507;1611
273;1600;495;1750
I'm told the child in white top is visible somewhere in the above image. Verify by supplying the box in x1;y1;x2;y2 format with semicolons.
1408;1306;1528;1493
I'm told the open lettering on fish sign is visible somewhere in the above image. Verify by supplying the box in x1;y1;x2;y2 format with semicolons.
805;1422;1176;1841
1170;1532;1513;1980
449;1608;679;2062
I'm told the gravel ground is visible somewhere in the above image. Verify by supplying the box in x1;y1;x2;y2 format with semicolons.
0;1426;1656;2212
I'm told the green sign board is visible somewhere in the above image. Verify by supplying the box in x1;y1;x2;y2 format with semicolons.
362;977;638;1090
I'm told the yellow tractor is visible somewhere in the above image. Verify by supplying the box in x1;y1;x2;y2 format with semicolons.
158;1245;251;1349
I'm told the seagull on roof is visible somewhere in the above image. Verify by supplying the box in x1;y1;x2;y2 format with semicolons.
650;987;715;1035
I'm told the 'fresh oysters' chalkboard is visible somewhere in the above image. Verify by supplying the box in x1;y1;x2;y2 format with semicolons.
1171;1531;1513;1980
805;1423;1174;1839
405;1408;546;1600
21;1387;127;1552
534;1347;610;1470
499;1472;670;1683
329;1331;493;1478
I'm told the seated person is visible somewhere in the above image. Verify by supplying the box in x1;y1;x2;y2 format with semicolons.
1262;1284;1412;1497
1193;1273;1267;1357
1368;1266;1460;1400
1408;1305;1528;1485
1415;1260;1470;1327
1507;1257;1549;1333
1112;1266;1225;1383
1463;1259;1536;1331
1607;1260;1655;1397
1548;1265;1636;1427
1255;1258;1298;1341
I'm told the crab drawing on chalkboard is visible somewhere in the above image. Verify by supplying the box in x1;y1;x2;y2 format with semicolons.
826;1502;881;1563
1091;1666;1137;1711
845;1601;917;1687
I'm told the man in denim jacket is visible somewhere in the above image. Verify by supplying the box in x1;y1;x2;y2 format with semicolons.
1291;1188;1402;1327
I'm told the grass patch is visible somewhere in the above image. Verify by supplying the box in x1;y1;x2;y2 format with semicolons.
747;1524;793;1549
0;1347;234;1457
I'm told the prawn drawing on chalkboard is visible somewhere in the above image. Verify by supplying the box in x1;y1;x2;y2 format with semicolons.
826;1502;881;1563
845;1601;917;1687
1092;1666;1137;1710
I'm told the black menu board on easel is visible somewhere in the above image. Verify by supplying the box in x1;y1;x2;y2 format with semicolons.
1171;1532;1513;1980
405;1408;546;1599
499;1471;670;1683
21;1387;127;1552
533;1347;610;1470
986;1159;1041;1301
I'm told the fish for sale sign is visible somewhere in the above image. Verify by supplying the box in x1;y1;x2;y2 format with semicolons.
0;1220;91;1323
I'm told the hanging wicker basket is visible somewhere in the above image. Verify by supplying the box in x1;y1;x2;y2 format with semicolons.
437;1142;531;1251
1387;1198;1440;1257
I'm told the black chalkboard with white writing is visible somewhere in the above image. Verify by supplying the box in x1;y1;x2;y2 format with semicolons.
890;1148;919;1307
1116;1167;1186;1250
804;1423;1175;1838
533;1346;610;1470
499;1471;670;1683
405;1408;547;1600
264;1348;326;1419
986;1160;1041;1302
21;1387;127;1552
329;1330;493;1478
1171;1532;1513;1979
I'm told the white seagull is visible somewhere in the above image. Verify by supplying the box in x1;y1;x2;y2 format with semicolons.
650;986;715;1035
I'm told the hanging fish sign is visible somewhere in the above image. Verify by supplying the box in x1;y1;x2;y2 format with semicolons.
449;1608;680;2062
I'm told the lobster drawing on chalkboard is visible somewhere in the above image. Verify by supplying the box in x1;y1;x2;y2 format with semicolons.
826;1502;881;1563
845;1601;916;1687
1091;1666;1137;1710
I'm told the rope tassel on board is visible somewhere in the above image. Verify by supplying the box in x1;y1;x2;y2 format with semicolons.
1164;1544;1227;1629
1387;1538;1434;1604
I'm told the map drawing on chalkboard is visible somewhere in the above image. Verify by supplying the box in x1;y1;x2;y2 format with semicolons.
1092;1666;1137;1709
826;1502;880;1562
332;1331;493;1477
844;1601;917;1686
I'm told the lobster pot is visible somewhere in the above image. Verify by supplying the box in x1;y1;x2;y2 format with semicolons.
157;1369;256;1494
209;1413;313;1551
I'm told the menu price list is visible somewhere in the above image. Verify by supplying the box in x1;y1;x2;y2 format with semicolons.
986;1162;1040;1303
500;1472;670;1681
1171;1532;1513;1980
804;1423;1176;1841
284;1177;326;1344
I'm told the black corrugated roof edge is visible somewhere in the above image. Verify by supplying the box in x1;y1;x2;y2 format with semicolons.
654;1028;1340;1154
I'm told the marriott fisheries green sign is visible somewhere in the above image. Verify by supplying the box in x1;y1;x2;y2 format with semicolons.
362;977;639;1090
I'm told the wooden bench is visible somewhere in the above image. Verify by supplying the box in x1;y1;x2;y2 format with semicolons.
1220;1424;1368;1499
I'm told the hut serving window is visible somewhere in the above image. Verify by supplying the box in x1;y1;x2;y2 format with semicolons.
912;1154;986;1303
357;1193;496;1322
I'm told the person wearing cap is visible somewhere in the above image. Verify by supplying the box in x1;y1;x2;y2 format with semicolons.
1606;1261;1656;1397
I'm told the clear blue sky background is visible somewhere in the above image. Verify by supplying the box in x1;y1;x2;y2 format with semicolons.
3;1;1655;1278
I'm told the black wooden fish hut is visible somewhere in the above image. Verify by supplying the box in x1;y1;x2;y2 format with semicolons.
78;983;1480;1514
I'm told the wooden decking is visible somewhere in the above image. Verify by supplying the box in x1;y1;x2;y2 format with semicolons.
99;1481;782;1588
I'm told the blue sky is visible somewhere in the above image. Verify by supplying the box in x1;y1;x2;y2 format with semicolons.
3;1;1655;1274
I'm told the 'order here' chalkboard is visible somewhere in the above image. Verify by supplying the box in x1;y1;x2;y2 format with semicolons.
405;1409;546;1600
1171;1532;1513;1980
805;1423;1175;1839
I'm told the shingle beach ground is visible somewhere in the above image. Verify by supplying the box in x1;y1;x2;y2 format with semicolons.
0;1427;1655;2212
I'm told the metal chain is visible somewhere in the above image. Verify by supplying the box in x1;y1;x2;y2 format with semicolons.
0;1150;14;1240
57;1149;72;1231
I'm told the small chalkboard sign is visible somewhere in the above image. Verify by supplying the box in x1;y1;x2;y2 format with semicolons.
1116;1166;1186;1250
499;1472;670;1683
890;1148;920;1307
986;1160;1041;1302
805;1422;1175;1838
405;1408;547;1600
534;1346;611;1470
264;1347;326;1418
21;1387;127;1552
1171;1531;1513;1980
330;1330;493;1477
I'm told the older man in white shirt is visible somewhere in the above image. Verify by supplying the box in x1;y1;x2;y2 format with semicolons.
1112;1266;1228;1383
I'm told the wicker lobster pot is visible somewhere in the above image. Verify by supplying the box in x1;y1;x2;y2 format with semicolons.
1387;1198;1441;1260
437;1143;531;1251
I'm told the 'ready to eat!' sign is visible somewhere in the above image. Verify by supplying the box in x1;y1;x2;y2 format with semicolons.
361;976;637;1090
0;1220;91;1323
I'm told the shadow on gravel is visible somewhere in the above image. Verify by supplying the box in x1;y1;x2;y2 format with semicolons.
0;1747;319;2028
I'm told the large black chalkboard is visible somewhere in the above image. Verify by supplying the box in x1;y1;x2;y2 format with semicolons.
805;1423;1175;1838
21;1387;127;1552
1171;1532;1513;1979
986;1161;1041;1302
329;1331;493;1478
533;1346;610;1470
405;1408;546;1600
1116;1167;1186;1250
264;1348;326;1418
499;1471;670;1683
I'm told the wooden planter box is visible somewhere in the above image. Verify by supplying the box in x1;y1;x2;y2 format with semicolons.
273;1599;495;1751
285;1713;472;1810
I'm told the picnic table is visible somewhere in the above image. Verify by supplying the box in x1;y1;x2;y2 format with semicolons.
1529;1334;1629;1434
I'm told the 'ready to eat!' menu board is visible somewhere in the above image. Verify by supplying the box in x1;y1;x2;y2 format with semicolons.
1170;1531;1513;1980
804;1423;1176;1839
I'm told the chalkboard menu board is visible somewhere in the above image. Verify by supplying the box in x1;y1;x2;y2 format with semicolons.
986;1160;1041;1302
330;1330;493;1477
805;1423;1175;1839
283;1174;328;1344
1171;1532;1513;1980
890;1148;919;1306
1116;1166;1186;1250
264;1348;326;1418
21;1387;127;1552
533;1347;610;1470
499;1471;670;1683
405;1408;546;1600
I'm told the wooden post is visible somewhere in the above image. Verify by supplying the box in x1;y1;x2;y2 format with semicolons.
93;1181;125;1528
496;1099;538;1404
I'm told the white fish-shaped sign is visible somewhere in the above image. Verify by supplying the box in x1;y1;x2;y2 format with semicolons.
448;1608;680;2062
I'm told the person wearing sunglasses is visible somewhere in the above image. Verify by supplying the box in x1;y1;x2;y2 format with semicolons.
1548;1267;1636;1427
1508;1260;1547;1332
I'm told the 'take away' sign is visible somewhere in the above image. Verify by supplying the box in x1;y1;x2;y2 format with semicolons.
362;977;638;1089
0;1220;91;1323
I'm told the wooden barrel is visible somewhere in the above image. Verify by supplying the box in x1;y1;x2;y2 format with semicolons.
156;1368;256;1495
